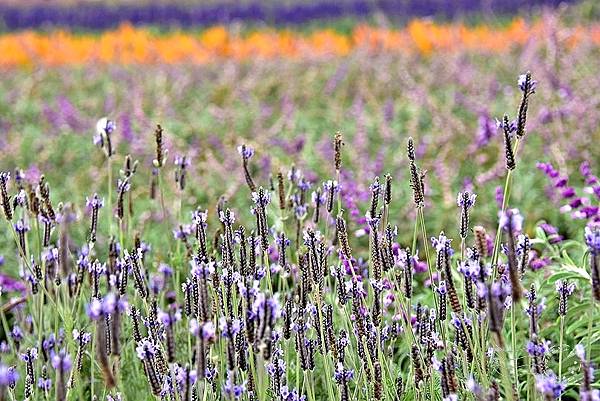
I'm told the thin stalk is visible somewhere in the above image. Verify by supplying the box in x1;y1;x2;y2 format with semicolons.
491;139;521;275
336;170;342;215
511;303;519;392
305;371;316;401
558;315;565;401
586;302;595;358
107;156;113;236
315;297;337;401
90;330;95;400
497;336;516;401
411;216;418;255
417;208;439;324
158;169;167;221
9;225;63;319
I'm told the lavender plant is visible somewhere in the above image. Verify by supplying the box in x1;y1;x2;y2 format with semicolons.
0;70;597;401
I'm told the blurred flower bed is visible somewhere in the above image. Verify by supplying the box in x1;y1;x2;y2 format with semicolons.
0;0;578;30
1;18;600;67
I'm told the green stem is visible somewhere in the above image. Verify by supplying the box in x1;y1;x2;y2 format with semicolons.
586;302;595;359
158;169;167;221
558;315;564;401
107;156;113;237
497;335;515;401
491;139;521;276
511;303;519;394
411;216;418;255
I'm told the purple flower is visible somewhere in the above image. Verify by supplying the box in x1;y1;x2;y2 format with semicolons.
252;189;271;208
222;371;246;400
518;73;537;93
496;118;516;136
450;313;472;329
13;219;30;233
19;348;38;362
0;172;10;185
135;339;156;360
51;349;72;372
539;223;563;244
287;167;302;183
149;273;165;294
14;190;27;207
72;330;91;345
174;155;191;167
158;263;173;277
43;247;59;263
530;254;551;271
219;209;236;225
10;325;23;342
42;334;57;353
86;293;126;320
431;232;452;254
189;320;215;342
280;386;306;401
175;365;197;388
535;373;564;400
310;190;326;207
237;145;254;159
561;187;576;199
275;233;290;249
190;259;215;277
235;279;256;300
323;180;340;197
252;293;282;321
494;186;504;209
204;365;217;381
458;259;479;279
585;223;600;254
333;363;354;383
0;364;19;387
555;280;575;296
457;191;476;209
298;178;311;191
192;209;208;228
576;206;599;220
580;161;599;185
85;193;104;209
38;376;52;391
526;339;551;357
499;208;523;232
414;259;428;274
117;179;130;193
86;298;104;320
158;309;181;327
172;224;192;240
96;117;116;136
266;357;286;378
474;113;498;148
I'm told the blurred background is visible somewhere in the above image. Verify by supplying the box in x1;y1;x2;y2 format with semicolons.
0;0;596;30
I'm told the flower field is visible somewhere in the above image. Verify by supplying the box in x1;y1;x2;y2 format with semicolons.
0;3;599;401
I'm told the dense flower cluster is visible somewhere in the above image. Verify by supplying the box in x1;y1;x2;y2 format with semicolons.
0;38;598;401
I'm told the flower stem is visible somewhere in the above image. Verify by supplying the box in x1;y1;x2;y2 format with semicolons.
107;156;113;237
558;315;565;401
511;303;519;393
